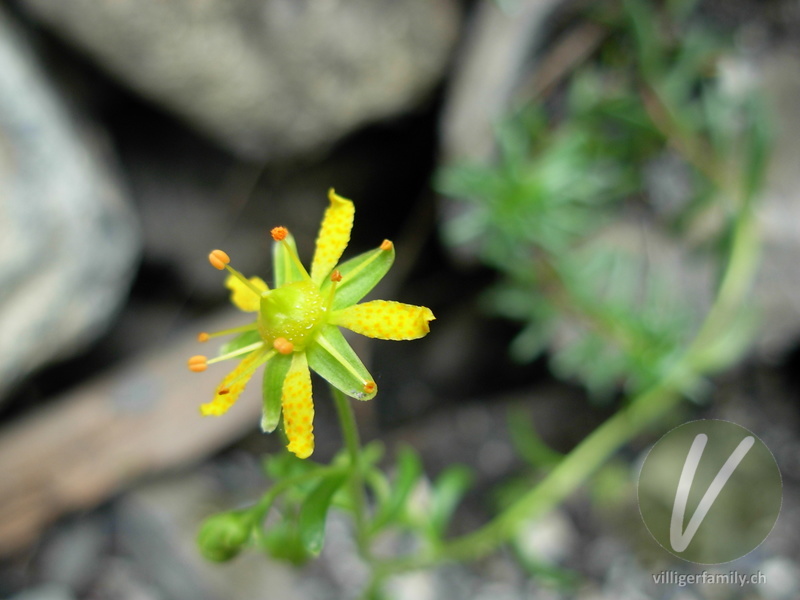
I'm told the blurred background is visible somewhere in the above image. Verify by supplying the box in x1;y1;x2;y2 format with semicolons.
1;0;799;598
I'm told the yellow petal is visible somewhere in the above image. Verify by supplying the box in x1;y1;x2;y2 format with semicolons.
200;349;269;416
282;352;315;459
310;189;355;285
331;300;435;340
225;274;267;312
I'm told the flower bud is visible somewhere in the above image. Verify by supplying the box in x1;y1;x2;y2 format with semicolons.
197;511;252;562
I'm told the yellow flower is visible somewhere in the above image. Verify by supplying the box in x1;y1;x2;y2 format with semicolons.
188;189;434;459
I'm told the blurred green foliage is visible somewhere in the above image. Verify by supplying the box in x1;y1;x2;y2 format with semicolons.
439;0;769;399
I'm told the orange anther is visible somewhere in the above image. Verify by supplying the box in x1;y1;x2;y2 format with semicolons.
380;239;393;251
363;381;376;394
271;226;288;241
273;337;294;355
197;332;210;342
331;269;342;283
188;355;208;372
208;249;230;270
217;388;230;395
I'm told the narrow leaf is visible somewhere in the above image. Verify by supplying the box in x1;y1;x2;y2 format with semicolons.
429;465;473;537
507;408;563;469
261;519;311;566
371;446;423;532
298;473;347;555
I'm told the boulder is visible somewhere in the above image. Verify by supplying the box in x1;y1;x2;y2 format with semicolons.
19;0;460;160
0;8;139;404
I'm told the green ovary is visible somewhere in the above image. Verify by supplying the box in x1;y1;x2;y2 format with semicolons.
258;280;325;349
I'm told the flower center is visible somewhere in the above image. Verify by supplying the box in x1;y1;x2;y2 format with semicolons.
258;280;325;350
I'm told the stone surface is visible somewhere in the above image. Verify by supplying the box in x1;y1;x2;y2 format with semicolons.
749;47;800;358
0;7;139;404
20;0;460;160
440;0;564;164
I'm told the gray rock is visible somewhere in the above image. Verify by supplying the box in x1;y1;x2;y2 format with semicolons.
9;584;76;600
20;0;460;160
37;517;107;590
440;0;564;164
0;8;139;403
116;470;303;600
749;48;800;358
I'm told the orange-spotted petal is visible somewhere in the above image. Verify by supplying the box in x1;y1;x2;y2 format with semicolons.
310;189;355;285
330;300;435;340
200;348;272;416
282;352;315;459
225;274;268;312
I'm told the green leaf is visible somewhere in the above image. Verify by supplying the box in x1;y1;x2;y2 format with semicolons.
740;96;771;204
371;446;423;533
263;451;317;481
219;329;261;356
306;325;376;400
623;0;663;78
261;352;292;433
261;518;311;566
298;473;347;555
429;465;473;537
273;232;306;287
507;408;563;469
319;243;395;310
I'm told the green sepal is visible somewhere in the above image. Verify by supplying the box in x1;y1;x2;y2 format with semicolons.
298;472;347;555
261;352;292;433
219;329;261;356
273;232;307;287
319;243;395;310
306;325;377;401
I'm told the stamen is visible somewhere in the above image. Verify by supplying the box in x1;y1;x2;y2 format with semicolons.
200;323;258;340
271;226;312;281
208;250;230;270
188;355;208;372
363;381;376;394
336;240;393;287
273;337;294;355
326;269;341;311
224;264;268;296
209;249;268;296
206;341;265;365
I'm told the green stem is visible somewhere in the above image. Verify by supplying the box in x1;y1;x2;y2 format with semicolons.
377;372;688;573
252;464;348;522
331;386;370;554
376;205;760;576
